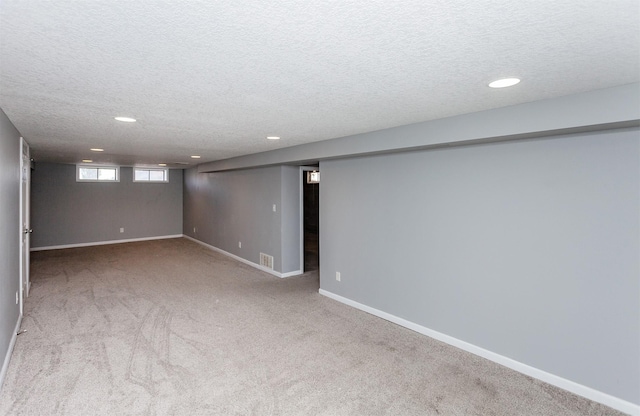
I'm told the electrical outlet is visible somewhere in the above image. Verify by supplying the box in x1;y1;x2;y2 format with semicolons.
120;227;124;233
239;241;242;248
336;272;341;282
193;227;196;233
272;204;277;212
15;291;18;304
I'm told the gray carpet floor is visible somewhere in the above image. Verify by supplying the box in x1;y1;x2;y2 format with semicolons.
0;238;624;415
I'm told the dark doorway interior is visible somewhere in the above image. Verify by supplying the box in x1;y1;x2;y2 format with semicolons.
303;171;319;272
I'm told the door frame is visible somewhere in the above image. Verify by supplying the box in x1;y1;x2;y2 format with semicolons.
18;137;30;315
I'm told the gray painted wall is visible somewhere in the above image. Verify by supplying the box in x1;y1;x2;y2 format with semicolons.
319;127;640;404
189;85;640;406
280;166;301;273
183;165;301;274
0;109;21;383
31;163;183;248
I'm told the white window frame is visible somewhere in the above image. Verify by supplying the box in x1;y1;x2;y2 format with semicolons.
76;165;120;182
133;168;169;183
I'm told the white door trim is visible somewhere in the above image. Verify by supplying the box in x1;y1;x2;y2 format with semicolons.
18;137;30;315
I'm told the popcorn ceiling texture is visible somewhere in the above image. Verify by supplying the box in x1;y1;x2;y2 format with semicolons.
0;1;638;165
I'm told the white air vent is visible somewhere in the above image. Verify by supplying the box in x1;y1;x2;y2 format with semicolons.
260;253;274;270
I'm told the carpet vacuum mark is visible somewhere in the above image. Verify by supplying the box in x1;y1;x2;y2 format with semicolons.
0;238;625;415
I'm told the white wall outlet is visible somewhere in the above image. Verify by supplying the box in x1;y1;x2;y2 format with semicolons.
238;241;242;248
272;204;277;212
193;227;196;233
336;272;341;282
15;291;19;304
119;227;124;233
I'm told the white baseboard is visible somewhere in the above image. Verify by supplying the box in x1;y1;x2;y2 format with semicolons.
281;269;304;278
0;314;22;393
183;235;303;279
30;234;184;252
319;289;639;416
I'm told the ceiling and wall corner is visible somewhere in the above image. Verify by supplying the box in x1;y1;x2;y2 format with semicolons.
197;83;640;172
0;1;638;166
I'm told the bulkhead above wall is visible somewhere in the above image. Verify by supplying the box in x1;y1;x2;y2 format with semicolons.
198;83;640;173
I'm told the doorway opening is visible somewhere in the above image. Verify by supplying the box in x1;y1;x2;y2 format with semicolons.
302;167;319;272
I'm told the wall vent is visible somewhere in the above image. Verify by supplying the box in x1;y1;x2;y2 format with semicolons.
260;253;274;270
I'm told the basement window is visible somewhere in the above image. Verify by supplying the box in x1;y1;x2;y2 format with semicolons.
133;168;169;183
76;165;119;182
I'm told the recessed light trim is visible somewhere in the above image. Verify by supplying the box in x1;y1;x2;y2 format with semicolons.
115;116;137;122
90;148;104;152
266;136;280;140
489;78;521;88
191;155;201;159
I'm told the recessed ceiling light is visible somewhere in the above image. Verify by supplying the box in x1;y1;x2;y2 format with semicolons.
114;116;136;122
158;163;167;167
267;136;280;140
488;78;521;88
191;155;201;159
82;159;93;163
90;148;104;152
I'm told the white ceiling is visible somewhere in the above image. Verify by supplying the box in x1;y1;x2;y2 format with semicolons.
1;1;638;167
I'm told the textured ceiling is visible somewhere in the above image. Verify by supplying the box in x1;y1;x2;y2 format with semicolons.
1;1;638;167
